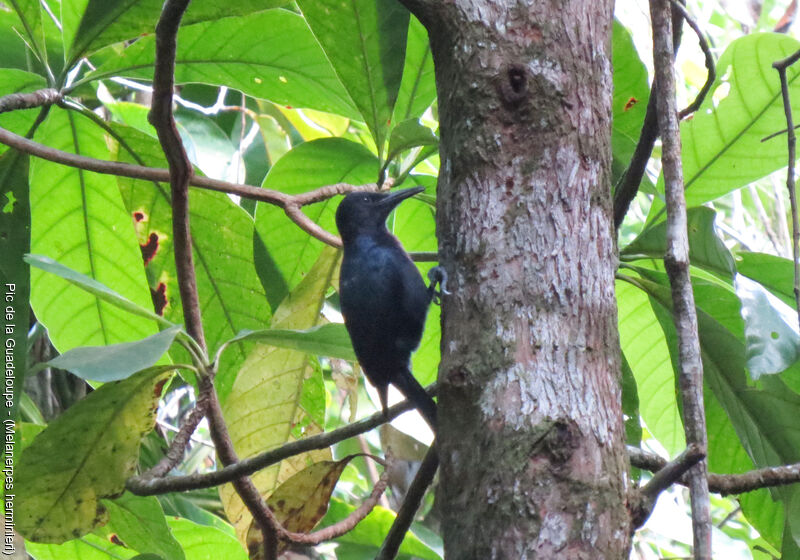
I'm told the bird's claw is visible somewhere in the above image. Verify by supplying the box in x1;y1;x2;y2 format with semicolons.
427;266;450;305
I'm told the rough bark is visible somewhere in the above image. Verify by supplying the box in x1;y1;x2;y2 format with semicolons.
423;1;631;557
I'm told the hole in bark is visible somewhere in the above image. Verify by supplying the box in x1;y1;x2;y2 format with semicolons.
508;67;526;94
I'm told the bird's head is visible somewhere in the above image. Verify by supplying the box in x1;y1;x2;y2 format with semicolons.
335;187;424;243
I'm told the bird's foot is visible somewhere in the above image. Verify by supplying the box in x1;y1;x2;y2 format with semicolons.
427;266;451;305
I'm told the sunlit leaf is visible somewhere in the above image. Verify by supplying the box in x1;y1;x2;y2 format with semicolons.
87;10;358;119
220;248;340;545
297;0;409;155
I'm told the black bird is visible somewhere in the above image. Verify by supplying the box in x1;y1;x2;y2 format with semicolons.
336;187;444;429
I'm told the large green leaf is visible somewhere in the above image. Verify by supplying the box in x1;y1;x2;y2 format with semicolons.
297;0;409;156
390;181;439;385
736;251;797;308
17;368;171;542
616;279;685;453
672;33;800;208
737;276;800;378
63;0;287;63
621;207;736;279
108;121;271;402
29;110;158;352
611;19;650;142
5;0;47;64
626;268;800;548
610;19;650;186
103;493;185;560
255;138;379;289
86;10;358;119
392;16;435;123
220;247;339;545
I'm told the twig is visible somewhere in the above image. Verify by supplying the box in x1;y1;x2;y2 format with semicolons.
649;0;712;557
147;396;210;478
0;123;365;246
278;457;392;544
628;445;800;495
670;0;716;119
127;385;436;495
773;49;800;330
150;1;280;557
613;1;685;228
632;443;705;527
0;89;61;114
376;446;438;560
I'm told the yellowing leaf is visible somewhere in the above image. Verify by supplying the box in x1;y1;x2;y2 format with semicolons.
220;247;341;545
17;368;171;542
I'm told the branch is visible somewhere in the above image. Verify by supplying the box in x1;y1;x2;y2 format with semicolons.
632;443;705;527
773;49;800;330
127;385;436;495
670;0;716;119
0;89;61;114
146;394;209;479
629;445;800;495
0;123;371;247
376;445;439;560
650;0;712;557
150;0;205;351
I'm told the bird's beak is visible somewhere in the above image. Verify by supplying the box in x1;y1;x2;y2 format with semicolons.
378;187;425;214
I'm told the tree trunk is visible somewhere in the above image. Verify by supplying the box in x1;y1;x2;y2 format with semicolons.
415;1;632;556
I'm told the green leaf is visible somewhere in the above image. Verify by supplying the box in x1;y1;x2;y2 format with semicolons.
322;499;440;559
621;353;642;448
220;247;339;545
624;267;800;546
24;532;139;559
389;182;439;385
103;493;184;560
621;207;736;278
222;323;356;362
297;0;409;155
0;149;31;421
616;279;685;453
611;20;650;142
25;254;168;327
87;10;359;119
392;16;436;122
678;33;800;206
737;276;800;378
28;109;160;353
5;0;47;65
255;138;379;289
64;0;287;63
47;326;183;382
108;122;271;403
17;368;171;542
167;517;247;560
386;119;438;164
736;251;797;308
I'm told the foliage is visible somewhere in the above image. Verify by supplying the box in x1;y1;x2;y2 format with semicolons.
4;0;800;558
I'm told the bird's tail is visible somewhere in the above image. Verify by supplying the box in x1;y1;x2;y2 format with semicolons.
393;370;437;430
